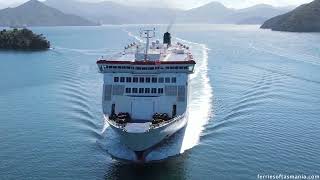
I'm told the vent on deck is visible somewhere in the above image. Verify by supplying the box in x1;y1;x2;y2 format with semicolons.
163;32;171;46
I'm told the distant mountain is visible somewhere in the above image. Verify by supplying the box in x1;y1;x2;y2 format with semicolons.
44;0;123;24
224;4;292;24
169;2;292;24
0;0;97;27
44;0;179;24
261;0;320;32
178;3;293;24
237;17;270;25
44;0;292;25
177;2;235;23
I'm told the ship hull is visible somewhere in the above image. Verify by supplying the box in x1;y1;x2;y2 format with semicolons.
105;112;188;152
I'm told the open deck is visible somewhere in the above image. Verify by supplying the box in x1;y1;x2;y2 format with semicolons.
97;42;195;74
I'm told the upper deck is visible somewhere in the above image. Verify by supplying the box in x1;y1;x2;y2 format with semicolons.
97;42;196;74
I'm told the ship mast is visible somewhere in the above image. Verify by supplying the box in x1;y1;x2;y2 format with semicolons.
140;28;155;61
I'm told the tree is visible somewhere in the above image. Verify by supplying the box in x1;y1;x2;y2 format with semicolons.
0;28;50;50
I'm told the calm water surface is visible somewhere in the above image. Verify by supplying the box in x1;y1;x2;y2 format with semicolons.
0;25;320;179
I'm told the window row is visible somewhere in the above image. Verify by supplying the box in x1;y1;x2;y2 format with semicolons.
102;65;189;71
114;77;176;83
125;88;164;94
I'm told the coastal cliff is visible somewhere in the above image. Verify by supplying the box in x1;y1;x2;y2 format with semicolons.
261;0;320;32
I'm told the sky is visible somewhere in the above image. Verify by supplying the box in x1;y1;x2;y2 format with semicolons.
0;0;314;9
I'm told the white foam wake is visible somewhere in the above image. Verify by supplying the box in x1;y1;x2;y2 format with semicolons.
98;32;213;161
122;29;144;43
147;38;213;160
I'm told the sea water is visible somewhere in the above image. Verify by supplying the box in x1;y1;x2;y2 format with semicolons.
0;25;320;179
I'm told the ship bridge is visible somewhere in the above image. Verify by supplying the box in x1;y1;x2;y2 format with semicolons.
97;41;196;74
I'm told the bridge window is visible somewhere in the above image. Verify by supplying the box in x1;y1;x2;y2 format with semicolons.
158;88;164;94
126;77;132;83
189;65;194;71
151;88;157;94
139;77;145;83
120;77;125;82
114;77;119;82
159;77;164;83
152;77;157;83
172;77;177;83
123;87;165;95
165;77;170;83
132;88;138;94
146;77;151;83
133;77;138;83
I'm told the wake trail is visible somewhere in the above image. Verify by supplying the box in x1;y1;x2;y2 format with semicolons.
53;46;119;56
249;43;320;66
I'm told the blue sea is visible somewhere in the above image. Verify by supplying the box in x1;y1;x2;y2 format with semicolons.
0;25;320;180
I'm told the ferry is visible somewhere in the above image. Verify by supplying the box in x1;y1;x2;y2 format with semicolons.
97;29;196;160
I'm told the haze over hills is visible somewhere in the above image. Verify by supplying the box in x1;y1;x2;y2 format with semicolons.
176;2;234;23
44;0;179;24
0;3;5;10
261;0;320;32
0;0;294;26
0;0;97;27
176;2;293;24
225;4;294;24
44;0;293;25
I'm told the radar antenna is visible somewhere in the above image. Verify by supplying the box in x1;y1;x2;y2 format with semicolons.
140;28;156;61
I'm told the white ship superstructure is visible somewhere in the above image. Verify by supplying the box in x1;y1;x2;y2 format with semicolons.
97;29;196;160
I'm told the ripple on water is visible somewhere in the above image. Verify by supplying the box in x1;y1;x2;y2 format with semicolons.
50;48;103;143
203;69;289;139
